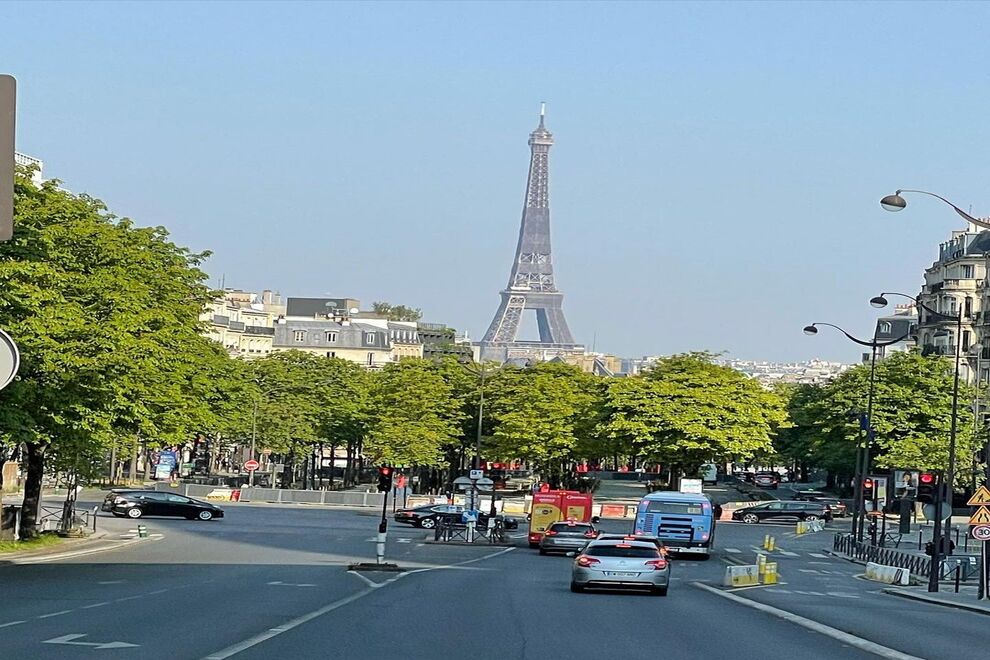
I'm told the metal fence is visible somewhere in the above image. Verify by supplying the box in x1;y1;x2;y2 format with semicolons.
833;533;932;577
434;517;507;544
153;482;385;507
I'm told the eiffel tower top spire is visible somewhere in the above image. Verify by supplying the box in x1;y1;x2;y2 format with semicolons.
529;102;552;146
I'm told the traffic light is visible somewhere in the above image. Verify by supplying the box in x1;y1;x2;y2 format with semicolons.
862;478;875;502
377;466;393;492
918;472;936;503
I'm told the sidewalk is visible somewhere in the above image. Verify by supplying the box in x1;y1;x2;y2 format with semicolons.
883;586;990;616
0;531;144;564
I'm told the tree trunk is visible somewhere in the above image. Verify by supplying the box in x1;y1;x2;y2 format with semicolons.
129;439;139;483
327;444;334;490
19;441;47;538
108;444;118;485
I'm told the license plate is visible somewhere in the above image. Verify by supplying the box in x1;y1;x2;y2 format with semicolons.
604;571;638;577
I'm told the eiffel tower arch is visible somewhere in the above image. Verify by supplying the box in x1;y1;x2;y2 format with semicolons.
479;106;583;363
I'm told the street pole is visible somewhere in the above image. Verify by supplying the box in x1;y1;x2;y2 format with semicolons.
474;367;485;472
857;343;879;542
249;397;257;487
378;473;389;564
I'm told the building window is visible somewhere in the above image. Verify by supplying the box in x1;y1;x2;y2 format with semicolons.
327;351;336;358
366;332;375;344
367;352;375;365
965;297;973;318
293;330;305;342
963;264;975;279
963;330;972;352
879;322;892;334
326;331;338;342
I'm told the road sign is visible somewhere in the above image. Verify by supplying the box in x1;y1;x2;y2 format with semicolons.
0;329;19;391
972;525;990;541
970;506;990;525
453;476;494;492
0;74;13;242
968;485;990;507
244;459;260;472
469;469;484;480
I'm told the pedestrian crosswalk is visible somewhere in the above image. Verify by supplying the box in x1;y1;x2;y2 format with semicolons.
765;588;860;599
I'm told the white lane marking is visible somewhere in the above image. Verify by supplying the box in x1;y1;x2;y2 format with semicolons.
809;553;827;558
0;620;25;628
267;581;316;587
779;551;799;557
206;547;514;660
827;592;860;598
36;610;72;619
97;580;124;585
42;633;139;649
80;602;110;609
723;547;741;553
693;582;923;660
397;538;411;544
799;569;820;574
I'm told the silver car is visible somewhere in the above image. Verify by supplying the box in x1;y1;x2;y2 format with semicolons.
539;521;598;555
571;540;670;596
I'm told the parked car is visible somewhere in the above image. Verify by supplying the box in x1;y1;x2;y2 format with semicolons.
571;540;670;596
817;498;848;517
539;521;598;555
101;489;223;520
731;500;832;524
753;472;780;489
792;490;829;500
393;504;519;530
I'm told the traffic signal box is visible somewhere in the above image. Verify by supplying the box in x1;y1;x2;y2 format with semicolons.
377;466;393;492
918;472;937;504
862;478;875;505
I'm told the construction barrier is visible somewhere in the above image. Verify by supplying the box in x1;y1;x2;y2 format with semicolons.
723;564;761;587
797;519;826;534
864;561;910;586
206;488;234;501
763;562;779;584
757;553;767;575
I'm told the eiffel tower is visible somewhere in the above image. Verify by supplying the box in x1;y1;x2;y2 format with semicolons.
479;105;582;363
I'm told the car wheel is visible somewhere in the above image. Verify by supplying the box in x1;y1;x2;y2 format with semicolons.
742;513;759;524
805;514;820;522
419;518;436;529
126;507;143;519
197;510;214;521
570;581;584;593
653;586;668;597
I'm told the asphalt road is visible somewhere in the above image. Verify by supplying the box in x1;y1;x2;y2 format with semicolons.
1;494;988;660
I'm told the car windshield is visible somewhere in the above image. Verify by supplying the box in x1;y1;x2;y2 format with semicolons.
549;523;590;533
585;545;659;558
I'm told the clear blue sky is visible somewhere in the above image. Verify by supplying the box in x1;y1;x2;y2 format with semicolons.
3;1;989;362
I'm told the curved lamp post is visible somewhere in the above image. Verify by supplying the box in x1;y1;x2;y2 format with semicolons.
873;291;961;592
880;189;990;230
803;321;913;541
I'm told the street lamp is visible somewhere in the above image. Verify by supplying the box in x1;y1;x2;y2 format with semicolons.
460;361;507;513
879;189;990;230
803;320;912;541
874;290;961;593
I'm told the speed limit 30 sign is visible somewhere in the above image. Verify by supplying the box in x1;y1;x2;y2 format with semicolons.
971;524;990;541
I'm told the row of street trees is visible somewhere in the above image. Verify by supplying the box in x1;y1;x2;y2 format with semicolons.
1;167;981;536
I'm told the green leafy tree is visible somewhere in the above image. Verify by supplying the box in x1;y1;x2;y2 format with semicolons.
0;170;218;535
371;301;423;322
364;360;461;467
600;353;785;477
804;350;977;480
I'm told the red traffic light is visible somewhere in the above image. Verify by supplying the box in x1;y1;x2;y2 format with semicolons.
539;482;550;493
379;466;391;476
863;478;873;489
920;473;934;484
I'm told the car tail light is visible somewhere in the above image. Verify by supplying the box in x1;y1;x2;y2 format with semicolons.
576;556;600;567
645;559;668;570
545;530;558;536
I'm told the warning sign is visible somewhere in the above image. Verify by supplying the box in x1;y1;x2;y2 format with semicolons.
969;506;990;525
967;485;990;507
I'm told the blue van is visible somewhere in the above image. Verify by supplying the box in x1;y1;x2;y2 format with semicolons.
634;491;715;557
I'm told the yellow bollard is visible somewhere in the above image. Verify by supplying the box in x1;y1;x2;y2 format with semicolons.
763;534;770;550
757;553;767;575
796;521;805;535
768;536;776;552
763;562;778;584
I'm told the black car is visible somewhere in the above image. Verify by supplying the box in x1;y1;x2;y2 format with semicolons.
731;500;832;524
393;504;519;530
101;489;224;521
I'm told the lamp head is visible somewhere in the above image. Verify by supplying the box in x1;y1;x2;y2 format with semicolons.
870;295;889;309
803;325;819;336
880;192;907;212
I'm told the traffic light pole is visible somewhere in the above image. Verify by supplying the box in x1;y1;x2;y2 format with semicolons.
376;467;392;565
928;471;945;593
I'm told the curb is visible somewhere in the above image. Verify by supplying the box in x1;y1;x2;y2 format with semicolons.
0;533;150;565
882;588;990;616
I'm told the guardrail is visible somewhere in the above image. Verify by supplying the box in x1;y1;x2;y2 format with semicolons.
834;533;932;577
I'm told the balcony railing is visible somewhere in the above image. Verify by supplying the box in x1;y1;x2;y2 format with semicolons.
922;344;956;356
